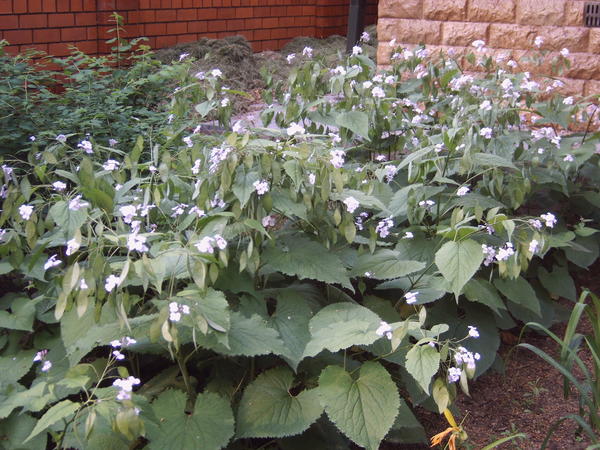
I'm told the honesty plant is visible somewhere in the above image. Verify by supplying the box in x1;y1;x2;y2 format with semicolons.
0;32;599;449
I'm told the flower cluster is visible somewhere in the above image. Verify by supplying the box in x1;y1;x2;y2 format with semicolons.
208;146;233;174
33;350;52;372
375;217;394;238
169;301;190;322
253;180;269;196
343;196;359;213
448;346;481;383
195;234;227;254
110;336;137;360
113;376;141;401
375;321;393;340
330;150;345;168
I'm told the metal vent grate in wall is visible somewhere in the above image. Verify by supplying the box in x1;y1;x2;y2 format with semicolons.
585;2;600;27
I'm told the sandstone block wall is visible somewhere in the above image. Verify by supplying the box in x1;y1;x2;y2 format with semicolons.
377;0;600;96
0;0;377;56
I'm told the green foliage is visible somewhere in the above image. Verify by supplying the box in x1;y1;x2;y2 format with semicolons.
1;24;599;449
236;367;323;438
518;290;600;446
146;390;234;449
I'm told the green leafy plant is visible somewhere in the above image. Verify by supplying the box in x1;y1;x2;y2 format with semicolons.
519;289;600;447
1;27;600;449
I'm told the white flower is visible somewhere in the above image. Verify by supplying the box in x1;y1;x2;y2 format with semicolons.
171;203;187;218
529;239;539;254
19;204;34;220
480;100;492;111
495;242;514;261
119;204;138;224
286;122;305;136
352;45;362;55
52;181;67;192
195;236;215;254
56;134;67;143
507;60;517;68
457;186;470;196
221;98;230;107
384;164;399;182
563;154;574;162
371;86;385;98
375;321;393;340
65;238;79;256
418;199;435;208
68;195;89;211
209;146;233;173
560;48;570;58
41;361;52;372
286;53;296;63
183;136;193;148
112;350;125;360
330;149;345;168
262;215;277;228
468;325;480;338
563;96;574;105
308;173;316;185
195;71;205;80
479;127;493;139
168;301;190;322
253;180;269;196
540;212;557;228
376;217;394;238
178;52;189;61
389;38;396;47
102;159;120;171
534;36;544;48
529;219;543;230
472;39;485;50
29;136;36;142
77;140;93;153
33;350;48;362
332;65;346;75
403;231;414;239
384;75;396;84
127;233;148;252
360;31;370;42
113;376;140;401
448;367;462;383
482;244;496;266
109;138;118;147
329;132;341;144
105;274;121;292
363;81;373;89
210;68;222;78
149;165;157;173
44;254;61;270
232;120;246;134
214;234;227;250
405;291;419;304
302;46;313;57
343;196;360;213
79;279;88;290
189;206;205;217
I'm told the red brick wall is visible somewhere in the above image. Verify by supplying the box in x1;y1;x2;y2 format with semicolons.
0;0;378;56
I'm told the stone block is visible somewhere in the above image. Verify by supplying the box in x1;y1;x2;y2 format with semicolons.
489;24;538;50
379;0;422;19
564;1;584;27
377;42;392;65
584;79;600;96
378;18;442;45
517;0;565;26
423;0;466;21
539;26;589;52
442;21;488;47
468;0;516;23
589;28;600;53
566;53;600;79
